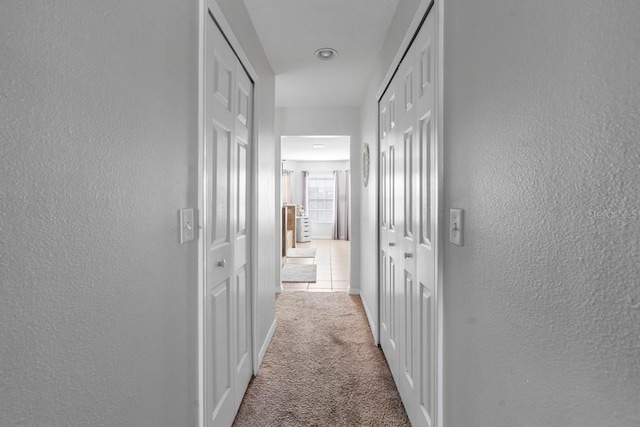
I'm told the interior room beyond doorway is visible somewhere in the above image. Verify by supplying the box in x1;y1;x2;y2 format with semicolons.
281;136;351;238
280;135;351;292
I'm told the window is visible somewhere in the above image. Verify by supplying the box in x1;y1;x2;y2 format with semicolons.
307;175;334;222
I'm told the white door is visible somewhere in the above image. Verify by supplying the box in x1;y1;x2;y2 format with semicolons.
204;11;253;427
379;85;399;381
233;52;253;410
413;7;437;425
379;2;439;426
396;51;419;419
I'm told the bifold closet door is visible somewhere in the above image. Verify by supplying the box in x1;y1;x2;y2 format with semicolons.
379;2;438;426
380;80;400;382
204;9;254;427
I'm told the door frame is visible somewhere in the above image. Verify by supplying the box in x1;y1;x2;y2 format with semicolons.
376;1;444;426
198;2;262;426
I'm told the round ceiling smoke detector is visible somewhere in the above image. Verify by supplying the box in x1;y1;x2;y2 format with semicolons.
315;48;338;61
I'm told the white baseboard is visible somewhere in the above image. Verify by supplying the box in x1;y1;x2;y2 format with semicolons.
348;288;360;295
360;295;378;345
275;284;283;294
256;318;277;373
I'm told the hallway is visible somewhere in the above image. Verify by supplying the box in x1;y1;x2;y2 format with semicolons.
3;1;639;426
233;291;409;426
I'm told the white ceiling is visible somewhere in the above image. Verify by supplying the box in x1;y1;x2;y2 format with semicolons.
243;0;400;108
281;136;350;161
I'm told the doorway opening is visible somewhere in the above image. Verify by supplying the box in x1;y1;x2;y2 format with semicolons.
279;135;351;292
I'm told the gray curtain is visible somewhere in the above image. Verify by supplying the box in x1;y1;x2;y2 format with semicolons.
302;170;309;215
345;170;350;240
281;169;293;204
332;170;339;239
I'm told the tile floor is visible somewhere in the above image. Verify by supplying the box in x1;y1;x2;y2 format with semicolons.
282;239;350;292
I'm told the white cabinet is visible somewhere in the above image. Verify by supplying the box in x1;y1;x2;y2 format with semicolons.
296;216;310;242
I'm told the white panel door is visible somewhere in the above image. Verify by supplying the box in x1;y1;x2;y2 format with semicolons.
378;2;439;427
204;12;253;427
413;7;437;426
379;83;399;381
233;55;253;410
396;52;418;419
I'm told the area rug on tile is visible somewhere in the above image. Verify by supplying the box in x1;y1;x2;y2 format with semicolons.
232;292;410;427
286;247;317;258
281;264;317;283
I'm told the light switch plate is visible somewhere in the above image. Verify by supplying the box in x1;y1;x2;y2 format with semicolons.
449;208;463;246
179;208;195;244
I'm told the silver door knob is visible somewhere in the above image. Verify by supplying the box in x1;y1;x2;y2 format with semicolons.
217;259;227;268
403;252;413;259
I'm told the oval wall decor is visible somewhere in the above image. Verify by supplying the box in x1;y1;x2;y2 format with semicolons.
362;142;370;187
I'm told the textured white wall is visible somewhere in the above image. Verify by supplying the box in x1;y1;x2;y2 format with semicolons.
276;107;361;291
358;0;423;341
215;0;278;372
0;0;277;424
359;0;640;424
0;1;199;425
443;1;640;425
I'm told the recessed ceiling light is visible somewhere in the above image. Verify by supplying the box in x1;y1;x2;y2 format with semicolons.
315;48;338;61
312;144;325;149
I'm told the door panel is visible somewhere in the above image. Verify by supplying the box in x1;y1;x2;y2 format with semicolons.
420;114;432;247
211;123;231;247
415;7;437;426
205;12;254;427
381;151;388;229
389;95;396;130
206;16;236;426
232;55;253;411
379;85;399;380
236;266;249;369
378;2;438;427
404;68;413;112
389;144;396;234
419;284;433;425
417;110;435;426
404;130;414;240
388;256;397;351
237;144;247;235
403;270;414;387
207;280;233;426
396;54;417;417
380;250;388;332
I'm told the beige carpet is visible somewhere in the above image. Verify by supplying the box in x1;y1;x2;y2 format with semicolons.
233;292;410;427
